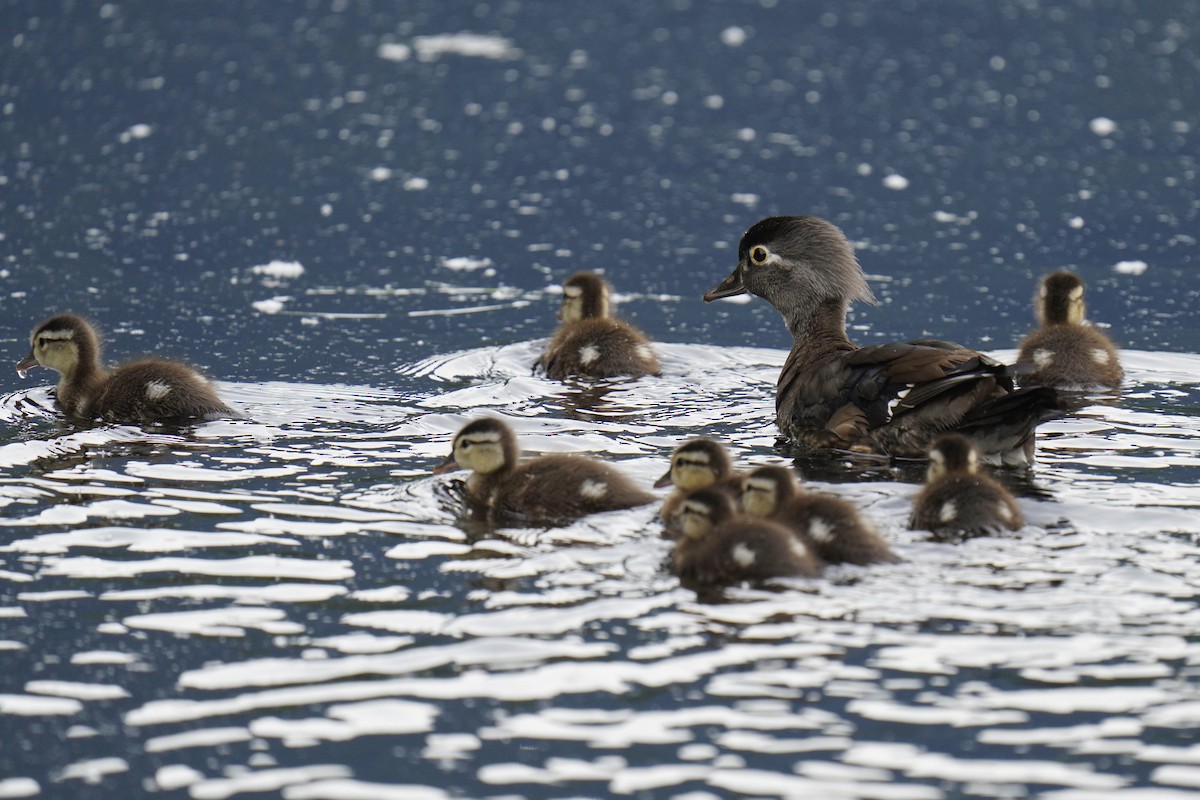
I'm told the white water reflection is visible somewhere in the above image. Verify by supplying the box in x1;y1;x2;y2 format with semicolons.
1;345;1199;797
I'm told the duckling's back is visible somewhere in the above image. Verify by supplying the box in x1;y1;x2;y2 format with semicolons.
672;517;822;587
1017;325;1123;390
494;453;655;520
777;493;899;565
94;359;231;422
910;473;1023;539
540;318;659;380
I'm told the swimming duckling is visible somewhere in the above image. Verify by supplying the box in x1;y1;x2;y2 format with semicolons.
537;271;660;380
741;465;899;565
671;487;823;587
15;313;231;423
704;216;1061;465
1016;271;1123;390
432;417;655;522
654;438;745;533
909;433;1023;539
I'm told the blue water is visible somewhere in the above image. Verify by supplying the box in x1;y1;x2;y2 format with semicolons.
2;1;1199;798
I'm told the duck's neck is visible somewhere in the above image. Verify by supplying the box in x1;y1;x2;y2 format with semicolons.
781;298;857;361
56;363;107;418
466;466;512;506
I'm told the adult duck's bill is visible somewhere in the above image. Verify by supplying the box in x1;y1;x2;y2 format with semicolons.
15;351;39;379
703;266;747;302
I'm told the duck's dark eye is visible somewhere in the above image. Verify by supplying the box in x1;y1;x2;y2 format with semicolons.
37;337;48;348
750;246;769;264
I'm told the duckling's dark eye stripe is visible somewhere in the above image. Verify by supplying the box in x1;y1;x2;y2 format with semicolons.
676;458;711;468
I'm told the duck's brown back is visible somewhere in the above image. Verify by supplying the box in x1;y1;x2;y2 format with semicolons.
776;493;899;565
910;473;1023;539
92;359;231;422
1017;325;1123;390
492;454;655;520
540;318;659;380
671;516;823;587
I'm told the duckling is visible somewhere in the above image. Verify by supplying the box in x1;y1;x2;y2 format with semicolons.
741;465;899;565
654;438;745;534
537;271;660;380
704;216;1061;465
670;487;823;588
1016;271;1123;390
432;416;655;522
909;433;1023;539
15;313;231;423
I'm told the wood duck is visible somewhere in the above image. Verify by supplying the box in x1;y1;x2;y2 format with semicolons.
670;487;823;587
909;433;1023;539
741;465;899;565
654;438;745;534
704;216;1061;466
15;313;231;423
537;272;660;380
433;417;655;522
1016;271;1123;390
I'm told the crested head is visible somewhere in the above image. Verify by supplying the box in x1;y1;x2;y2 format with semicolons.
676;486;736;540
927;433;979;481
705;216;877;342
439;417;519;476
741;465;798;517
659;438;734;491
20;313;102;378
559;272;611;323
1036;271;1086;326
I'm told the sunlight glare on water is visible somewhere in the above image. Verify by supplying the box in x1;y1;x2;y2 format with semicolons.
2;342;1200;798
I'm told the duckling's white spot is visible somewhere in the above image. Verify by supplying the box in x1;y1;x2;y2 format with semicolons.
145;380;172;401
731;543;756;567
635;344;653;362
1032;348;1054;369
997;503;1014;523
1091;348;1111;364
808;517;834;543
789;538;810;560
580;479;608;500
578;345;600;365
939;501;958;523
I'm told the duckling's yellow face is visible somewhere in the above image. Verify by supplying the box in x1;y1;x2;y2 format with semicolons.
676;497;716;540
452;430;508;475
26;328;80;376
559;284;586;324
741;475;779;517
670;450;719;491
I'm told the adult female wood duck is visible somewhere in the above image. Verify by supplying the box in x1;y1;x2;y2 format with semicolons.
16;313;231;423
670;487;823;588
741;465;899;566
909;433;1023;539
704;216;1060;465
537;271;660;380
1016;271;1123;390
433;417;655;522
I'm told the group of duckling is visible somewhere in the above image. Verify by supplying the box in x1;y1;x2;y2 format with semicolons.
16;215;1124;593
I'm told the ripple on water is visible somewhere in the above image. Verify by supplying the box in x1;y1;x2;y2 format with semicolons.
1;344;1199;797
